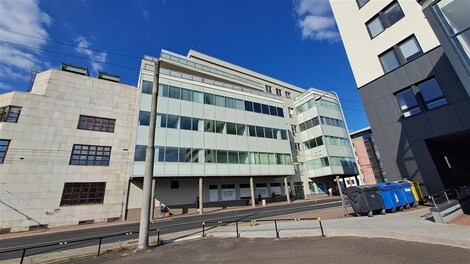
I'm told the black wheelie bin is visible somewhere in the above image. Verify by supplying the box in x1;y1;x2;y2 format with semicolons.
346;185;386;217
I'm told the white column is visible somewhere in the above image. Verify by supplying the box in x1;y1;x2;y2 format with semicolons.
250;177;256;208
199;177;203;215
284;177;291;203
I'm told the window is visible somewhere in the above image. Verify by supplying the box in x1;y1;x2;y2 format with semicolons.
379;49;400;73
235;99;244;110
192;118;203;131
134;145;146;161
0;106;21;123
280;130;288;140
237;124;246;136
418;78;448;110
205;149;215;163
226;97;236;109
261;104;270;115
139;111;151;126
395;89;421;117
171;181;179;189
204;93;215;105
165;147;179;162
288;108;294;118
216;121;225;133
169;86;181;99
285;91;291;99
193;91;203;103
157;114;167;128
159;84;169;97
265;127;273;138
248;125;256;137
265;85;272;93
291;125;297;134
366;1;404;39
180;116;192;130
179;148;192;162
253;102;262;113
276;89;282;96
366;16;384;38
217;150;228;163
356;0;369;8
277;107;284;117
60;182;105;206
379;35;422;73
142;81;153;94
0;139;10;163
228;151;239;164
383;2;405;26
434;0;470;69
181;88;192;101
70;144;111;166
204;120;215;132
215;95;225;107
398;37;423;62
78;115;115;132
256;126;265;138
227;122;237;135
269;106;277;116
244;100;253;112
166;115;179;129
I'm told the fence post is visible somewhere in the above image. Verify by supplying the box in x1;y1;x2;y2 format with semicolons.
202;222;205;237
274;220;279;238
236;221;239;238
20;248;26;264
97;238;102;256
157;228;160;245
431;195;436;207
317;217;325;237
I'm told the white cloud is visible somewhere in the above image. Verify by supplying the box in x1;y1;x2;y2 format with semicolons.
0;0;52;92
293;0;340;42
74;36;107;73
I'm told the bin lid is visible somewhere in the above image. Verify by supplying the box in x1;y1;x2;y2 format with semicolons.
375;182;399;190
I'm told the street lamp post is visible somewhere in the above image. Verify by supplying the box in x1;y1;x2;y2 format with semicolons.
138;59;160;250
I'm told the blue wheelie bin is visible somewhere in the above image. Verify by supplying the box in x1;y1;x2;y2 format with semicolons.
375;182;406;213
397;181;417;208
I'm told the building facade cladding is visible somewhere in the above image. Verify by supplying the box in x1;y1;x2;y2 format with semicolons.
294;90;359;194
0;70;139;232
350;128;386;185
330;0;470;194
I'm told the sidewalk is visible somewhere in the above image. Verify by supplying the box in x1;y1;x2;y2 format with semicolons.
206;206;470;249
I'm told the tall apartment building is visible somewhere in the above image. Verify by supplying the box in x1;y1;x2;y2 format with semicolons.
330;0;470;194
0;66;139;232
350;127;386;185
126;49;358;218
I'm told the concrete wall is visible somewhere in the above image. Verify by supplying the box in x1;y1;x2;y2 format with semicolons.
0;70;138;232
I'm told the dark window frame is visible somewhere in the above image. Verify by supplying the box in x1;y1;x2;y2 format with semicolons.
356;0;369;9
171;180;179;189
69;144;112;166
60;182;106;206
0;106;22;123
365;1;405;39
0;139;11;163
379;35;423;73
78;115;116;133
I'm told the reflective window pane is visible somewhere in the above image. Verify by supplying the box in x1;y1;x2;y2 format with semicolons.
193;91;203;103
399;37;422;61
142;81;152;94
383;2;404;26
367;16;384;38
204;93;214;105
215;95;225;107
226;122;237;135
418;78;448;109
379;49;400;73
167;115;179;129
169;86;181;99
181;88;192;101
180;116;192;130
244;100;253;111
253;102;262;113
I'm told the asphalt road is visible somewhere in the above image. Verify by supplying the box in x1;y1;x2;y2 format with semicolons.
0;199;340;261
71;236;470;264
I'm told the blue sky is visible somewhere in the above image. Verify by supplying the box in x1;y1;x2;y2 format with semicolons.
0;0;369;131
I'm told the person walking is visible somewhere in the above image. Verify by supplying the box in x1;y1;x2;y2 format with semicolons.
159;203;165;218
258;193;262;205
328;187;333;198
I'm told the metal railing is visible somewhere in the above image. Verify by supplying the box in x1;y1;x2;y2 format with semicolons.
1;217;326;263
429;185;470;207
0;227;162;264
201;217;325;239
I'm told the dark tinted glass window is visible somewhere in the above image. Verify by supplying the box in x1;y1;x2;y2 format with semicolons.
253;102;262;113
204;93;215;105
261;104;269;114
142;81;152;94
181;88;192;101
269;106;277;116
277;107;284;117
169;86;181;99
244;100;253;111
134;145;146;161
139;111;150;126
180;116;192;130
